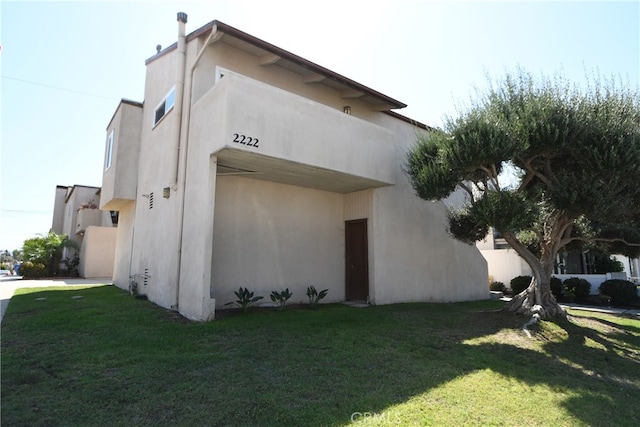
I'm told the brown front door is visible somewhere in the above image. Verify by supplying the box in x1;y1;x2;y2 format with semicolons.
345;219;369;301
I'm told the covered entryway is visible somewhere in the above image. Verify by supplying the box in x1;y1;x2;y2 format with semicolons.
345;219;369;301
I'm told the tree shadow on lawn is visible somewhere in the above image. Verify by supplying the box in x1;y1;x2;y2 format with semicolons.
2;288;640;426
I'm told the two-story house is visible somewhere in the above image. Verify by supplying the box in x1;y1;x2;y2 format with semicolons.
52;184;117;278
100;13;488;321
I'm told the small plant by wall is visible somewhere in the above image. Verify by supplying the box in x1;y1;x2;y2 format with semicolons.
270;288;293;310
225;287;264;314
306;285;328;308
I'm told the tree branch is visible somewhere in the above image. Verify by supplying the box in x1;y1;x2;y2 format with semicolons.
569;236;640;247
518;155;555;191
457;182;475;202
502;231;542;272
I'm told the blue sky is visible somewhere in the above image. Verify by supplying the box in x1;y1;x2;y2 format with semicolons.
1;0;638;251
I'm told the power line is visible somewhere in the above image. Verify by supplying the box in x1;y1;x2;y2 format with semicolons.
1;75;119;101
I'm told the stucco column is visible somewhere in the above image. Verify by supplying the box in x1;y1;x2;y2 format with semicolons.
178;155;218;321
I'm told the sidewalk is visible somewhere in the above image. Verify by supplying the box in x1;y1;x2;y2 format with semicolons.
0;277;112;323
560;302;640;318
497;293;640;318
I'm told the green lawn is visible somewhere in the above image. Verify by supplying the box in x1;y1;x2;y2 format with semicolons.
2;285;639;426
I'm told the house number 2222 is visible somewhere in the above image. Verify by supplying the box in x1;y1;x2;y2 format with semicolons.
232;133;259;148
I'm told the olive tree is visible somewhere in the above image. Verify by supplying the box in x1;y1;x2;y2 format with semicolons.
406;71;640;320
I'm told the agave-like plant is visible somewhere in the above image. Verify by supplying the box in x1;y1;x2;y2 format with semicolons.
270;288;293;310
306;285;328;308
225;287;264;314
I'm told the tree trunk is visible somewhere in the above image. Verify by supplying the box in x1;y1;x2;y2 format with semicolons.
501;232;566;319
505;277;566;319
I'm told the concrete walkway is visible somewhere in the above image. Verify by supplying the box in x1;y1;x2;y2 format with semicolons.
497;293;640;318
560;302;640;318
0;277;111;323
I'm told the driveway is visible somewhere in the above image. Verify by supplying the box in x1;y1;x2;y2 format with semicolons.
0;277;112;323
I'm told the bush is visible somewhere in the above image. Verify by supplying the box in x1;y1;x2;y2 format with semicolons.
563;277;591;299
19;261;47;279
270;288;293;310
599;280;638;306
550;277;563;298
225;287;264;314
490;281;506;292
510;275;532;295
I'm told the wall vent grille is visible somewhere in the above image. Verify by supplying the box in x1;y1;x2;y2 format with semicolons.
149;192;154;210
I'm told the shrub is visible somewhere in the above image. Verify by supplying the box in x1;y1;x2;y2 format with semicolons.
599;280;638;306
270;288;293;310
510;275;532;295
598;295;611;306
550;277;563;298
490;281;505;292
19;261;47;279
225;287;264;314
563;277;591;299
306;285;328;308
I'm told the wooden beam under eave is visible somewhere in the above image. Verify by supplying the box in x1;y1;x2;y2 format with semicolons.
303;73;325;83
341;89;364;99
259;54;281;65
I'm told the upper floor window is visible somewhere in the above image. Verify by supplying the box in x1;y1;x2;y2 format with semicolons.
153;86;176;127
105;129;114;170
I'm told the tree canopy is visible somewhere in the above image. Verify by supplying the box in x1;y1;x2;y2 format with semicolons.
406;70;640;318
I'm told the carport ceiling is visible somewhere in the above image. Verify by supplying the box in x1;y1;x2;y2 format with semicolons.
214;148;392;194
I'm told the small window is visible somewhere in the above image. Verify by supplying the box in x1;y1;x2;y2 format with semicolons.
110;211;119;226
153;86;176;127
105;129;114;170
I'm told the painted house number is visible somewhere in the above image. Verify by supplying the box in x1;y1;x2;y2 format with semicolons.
233;133;259;148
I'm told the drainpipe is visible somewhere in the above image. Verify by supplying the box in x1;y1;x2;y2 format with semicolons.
173;20;221;311
170;12;188;191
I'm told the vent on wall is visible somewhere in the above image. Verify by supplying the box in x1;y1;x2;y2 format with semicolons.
149;192;154;210
144;268;149;287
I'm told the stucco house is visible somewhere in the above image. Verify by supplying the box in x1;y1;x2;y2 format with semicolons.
478;228;640;293
100;13;488;321
52;185;117;278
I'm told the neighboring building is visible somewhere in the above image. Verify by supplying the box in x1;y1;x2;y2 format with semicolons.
479;228;640;289
100;14;488;321
52;185;117;278
477;230;532;286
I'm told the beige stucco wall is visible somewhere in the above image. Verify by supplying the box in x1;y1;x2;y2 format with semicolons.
480;248;532;286
192;39;373;119
60;186;104;248
51;186;67;234
191;72;395;189
111;202;135;290
79;226;117;278
101;102;143;211
367;115;489;304
123;46;185;311
211;176;345;308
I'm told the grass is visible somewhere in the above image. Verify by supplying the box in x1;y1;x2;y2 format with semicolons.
1;285;639;426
